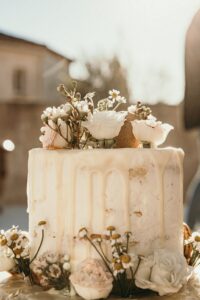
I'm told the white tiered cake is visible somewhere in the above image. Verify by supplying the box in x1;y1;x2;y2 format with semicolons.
28;147;184;269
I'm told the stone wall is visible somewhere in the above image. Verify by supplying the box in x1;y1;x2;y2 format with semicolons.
0;102;46;204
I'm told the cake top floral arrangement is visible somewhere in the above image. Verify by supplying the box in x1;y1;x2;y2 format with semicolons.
39;81;174;150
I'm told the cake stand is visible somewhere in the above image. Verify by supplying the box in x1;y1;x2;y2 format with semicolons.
0;272;200;300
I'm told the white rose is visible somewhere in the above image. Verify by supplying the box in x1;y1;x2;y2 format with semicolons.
188;265;200;297
131;115;173;147
135;249;192;296
82;111;127;140
0;248;15;272
70;258;113;300
39;119;69;149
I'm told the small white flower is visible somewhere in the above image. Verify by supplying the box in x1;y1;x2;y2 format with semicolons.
113;268;125;277
107;99;115;108
188;232;200;252
128;105;137;114
32;266;43;275
48;264;62;278
42;107;53;118
32;255;48;270
21;247;30;258
75;100;89;113
116;96;126;104
78;228;88;239
51;106;68;119
63;254;70;262
82;111;127;140
41;104;70;122
40;275;49;287
4;226;20;247
63;262;71;271
108;89;120;100
112;252;119;259
131;115;174;147
62;103;72;113
122;262;132;269
46;252;59;264
38;258;48;269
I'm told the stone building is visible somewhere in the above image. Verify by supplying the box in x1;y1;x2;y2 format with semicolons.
0;32;72;205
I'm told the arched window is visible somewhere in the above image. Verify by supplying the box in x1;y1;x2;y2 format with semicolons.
13;69;26;95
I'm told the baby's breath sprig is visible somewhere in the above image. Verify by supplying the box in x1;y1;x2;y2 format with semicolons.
96;89;127;112
56;82;96;149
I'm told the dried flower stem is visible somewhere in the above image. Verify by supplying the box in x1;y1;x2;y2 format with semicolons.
46;123;68;145
133;257;141;278
126;235;129;253
85;236;115;281
98;241;111;264
113;102;122;111
30;229;44;264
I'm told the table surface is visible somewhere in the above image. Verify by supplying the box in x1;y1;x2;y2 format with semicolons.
0;272;200;300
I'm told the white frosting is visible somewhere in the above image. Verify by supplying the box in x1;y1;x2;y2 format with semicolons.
27;148;184;269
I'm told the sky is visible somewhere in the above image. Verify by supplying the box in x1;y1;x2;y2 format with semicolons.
0;0;200;104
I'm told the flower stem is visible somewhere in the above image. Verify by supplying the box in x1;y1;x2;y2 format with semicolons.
85;236;116;281
126;235;129;253
30;229;44;264
132;257;141;278
98;242;111;264
113;102;121;111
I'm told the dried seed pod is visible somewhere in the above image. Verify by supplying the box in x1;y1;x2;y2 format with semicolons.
183;223;193;261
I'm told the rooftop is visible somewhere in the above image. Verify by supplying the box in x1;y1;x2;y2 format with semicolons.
0;31;73;62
